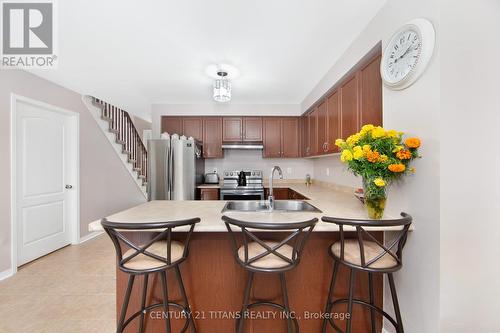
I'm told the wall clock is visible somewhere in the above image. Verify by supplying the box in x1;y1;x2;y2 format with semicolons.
381;18;435;90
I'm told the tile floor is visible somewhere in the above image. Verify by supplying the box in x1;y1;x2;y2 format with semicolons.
0;235;116;333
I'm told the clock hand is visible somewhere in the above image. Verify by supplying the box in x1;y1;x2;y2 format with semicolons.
399;44;413;59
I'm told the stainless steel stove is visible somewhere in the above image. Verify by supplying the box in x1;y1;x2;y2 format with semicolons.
220;170;264;200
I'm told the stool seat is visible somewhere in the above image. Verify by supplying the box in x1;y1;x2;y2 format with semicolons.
331;239;397;269
123;240;184;270
238;241;294;269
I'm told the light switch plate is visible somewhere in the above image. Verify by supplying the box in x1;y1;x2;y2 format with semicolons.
287;167;292;175
326;168;330;176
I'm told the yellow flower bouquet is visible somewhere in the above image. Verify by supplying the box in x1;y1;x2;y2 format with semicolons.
335;124;421;219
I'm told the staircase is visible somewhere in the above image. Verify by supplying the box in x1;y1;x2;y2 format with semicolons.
83;96;148;197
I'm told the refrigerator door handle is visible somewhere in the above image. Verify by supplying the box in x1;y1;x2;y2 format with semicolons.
169;144;174;200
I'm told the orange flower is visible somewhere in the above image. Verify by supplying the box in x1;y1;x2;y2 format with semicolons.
366;150;380;163
396;150;412;160
388;164;406;172
405;137;421;148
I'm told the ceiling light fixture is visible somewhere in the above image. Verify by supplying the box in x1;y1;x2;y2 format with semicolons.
213;71;231;102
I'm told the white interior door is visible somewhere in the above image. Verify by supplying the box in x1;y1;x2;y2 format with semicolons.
15;98;77;266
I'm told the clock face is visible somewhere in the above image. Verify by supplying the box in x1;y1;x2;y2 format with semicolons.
385;29;421;84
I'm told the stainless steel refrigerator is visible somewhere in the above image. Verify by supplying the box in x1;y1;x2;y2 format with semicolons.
147;136;205;200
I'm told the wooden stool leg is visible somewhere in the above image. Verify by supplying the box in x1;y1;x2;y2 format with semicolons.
388;273;404;333
345;269;356;333
368;272;376;333
237;271;254;333
160;271;172;333
321;260;340;333
138;274;149;333
118;275;135;333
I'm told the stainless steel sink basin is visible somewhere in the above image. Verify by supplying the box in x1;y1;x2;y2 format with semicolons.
221;200;322;213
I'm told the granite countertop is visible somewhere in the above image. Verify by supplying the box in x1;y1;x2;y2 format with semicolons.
89;182;408;233
197;184;221;189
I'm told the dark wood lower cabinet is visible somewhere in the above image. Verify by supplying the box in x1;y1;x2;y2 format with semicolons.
199;188;219;200
116;232;383;333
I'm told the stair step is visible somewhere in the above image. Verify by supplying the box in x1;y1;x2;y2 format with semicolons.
109;128;119;134
116;139;125;145
101;116;112;122
138;175;146;179
133;167;142;171
122;150;131;155
128;159;137;163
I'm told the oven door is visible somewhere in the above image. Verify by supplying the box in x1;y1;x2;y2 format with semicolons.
220;190;264;201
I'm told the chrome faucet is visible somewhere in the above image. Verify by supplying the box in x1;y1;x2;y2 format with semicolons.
268;166;283;211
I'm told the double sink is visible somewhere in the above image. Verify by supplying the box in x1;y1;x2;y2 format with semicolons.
222;200;322;213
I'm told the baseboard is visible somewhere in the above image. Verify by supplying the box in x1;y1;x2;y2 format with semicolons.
0;268;14;281
79;231;103;244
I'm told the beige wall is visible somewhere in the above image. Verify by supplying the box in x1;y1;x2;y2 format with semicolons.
440;1;500;332
303;0;440;332
0;70;146;273
131;115;152;143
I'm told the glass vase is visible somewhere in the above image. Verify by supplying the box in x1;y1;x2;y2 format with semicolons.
362;177;387;220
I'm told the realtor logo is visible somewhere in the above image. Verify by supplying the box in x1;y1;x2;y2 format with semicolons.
1;0;57;68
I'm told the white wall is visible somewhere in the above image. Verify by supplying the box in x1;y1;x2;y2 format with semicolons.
302;0;440;332
151;103;301;138
440;1;500;332
0;70;146;273
205;149;313;180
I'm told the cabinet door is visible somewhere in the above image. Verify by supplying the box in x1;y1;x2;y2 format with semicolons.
340;74;360;139
200;188;219;200
263;118;282;158
202;117;223;158
308;110;318;156
301;116;310;156
316;101;327;154
182;117;203;142
161;116;182;135
326;90;340;153
243;117;263;141
360;55;382;127
222;117;243;142
281;117;300;158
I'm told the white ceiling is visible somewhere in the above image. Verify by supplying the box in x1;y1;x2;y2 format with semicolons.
31;0;386;120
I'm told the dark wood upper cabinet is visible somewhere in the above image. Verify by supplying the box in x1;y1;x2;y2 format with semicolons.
308;110;318;156
360;54;382;127
281;117;299;158
316;101;327;154
161;116;182;135
340;74;360;139
243;117;262;141
301;115;310;157
326;90;341;153
263;118;282;158
222;117;243;142
202;117;223;158
182;117;203;142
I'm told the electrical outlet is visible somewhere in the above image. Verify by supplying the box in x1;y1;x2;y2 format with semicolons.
326;168;330;176
287;167;292;175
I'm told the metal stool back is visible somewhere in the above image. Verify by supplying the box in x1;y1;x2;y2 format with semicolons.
320;212;412;333
322;212;412;273
102;218;200;274
222;215;318;333
222;215;318;273
102;218;200;333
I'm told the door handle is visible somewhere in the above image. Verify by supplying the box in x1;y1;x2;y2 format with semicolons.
65;185;73;189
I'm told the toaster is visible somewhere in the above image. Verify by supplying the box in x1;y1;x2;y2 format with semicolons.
204;172;220;184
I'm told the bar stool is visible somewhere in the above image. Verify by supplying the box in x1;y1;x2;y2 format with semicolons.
320;213;412;333
222;215;318;333
102;217;200;333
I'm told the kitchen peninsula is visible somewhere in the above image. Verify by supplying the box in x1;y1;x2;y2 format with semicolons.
90;182;407;332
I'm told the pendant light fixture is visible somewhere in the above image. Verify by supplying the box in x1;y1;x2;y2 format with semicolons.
213;70;231;102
